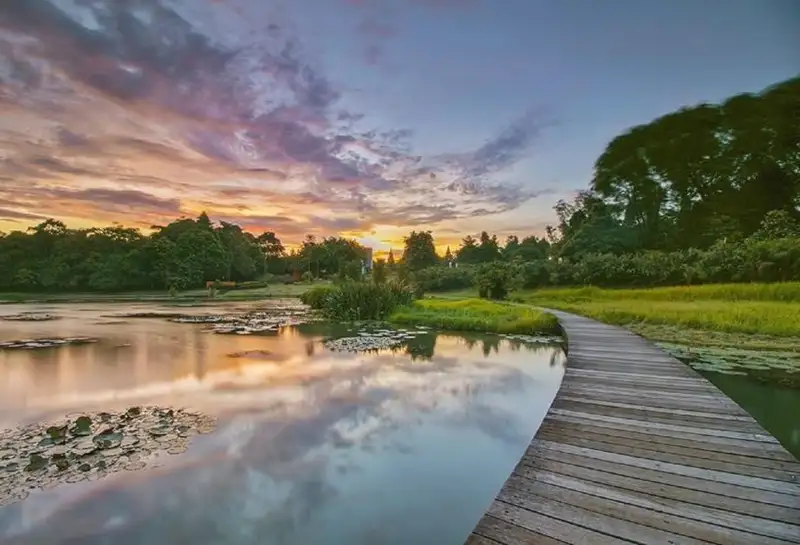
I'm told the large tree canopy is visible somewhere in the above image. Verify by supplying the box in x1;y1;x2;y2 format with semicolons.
590;76;799;250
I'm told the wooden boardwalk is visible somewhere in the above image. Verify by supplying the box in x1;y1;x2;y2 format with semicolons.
466;310;800;545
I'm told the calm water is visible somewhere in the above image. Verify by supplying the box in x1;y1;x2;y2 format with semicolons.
0;301;565;545
701;372;800;459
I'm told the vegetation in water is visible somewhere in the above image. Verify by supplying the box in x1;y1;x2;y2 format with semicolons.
656;343;800;389
389;298;560;336
0;406;216;507
302;280;416;321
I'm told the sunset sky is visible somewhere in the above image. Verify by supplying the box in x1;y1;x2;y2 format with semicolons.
0;0;797;252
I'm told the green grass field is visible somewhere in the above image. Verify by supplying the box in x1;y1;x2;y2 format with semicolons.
389;298;560;335
519;283;800;338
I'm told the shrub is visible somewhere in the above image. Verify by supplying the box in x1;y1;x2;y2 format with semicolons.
306;280;416;320
300;285;336;309
301;271;314;283
475;262;522;300
414;266;475;292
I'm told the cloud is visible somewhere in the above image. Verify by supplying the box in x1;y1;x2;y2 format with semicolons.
0;207;41;221
0;0;551;241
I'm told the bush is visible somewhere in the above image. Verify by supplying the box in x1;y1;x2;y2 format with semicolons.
300;285;337;309
301;271;314;283
305;280;416;320
475;262;522;300
414;266;474;292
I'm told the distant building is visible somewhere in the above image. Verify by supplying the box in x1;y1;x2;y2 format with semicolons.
361;247;374;276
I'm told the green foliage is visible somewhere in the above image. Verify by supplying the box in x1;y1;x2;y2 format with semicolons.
372;258;388;284
389;298;560;335
402;231;438;270
585;76;799;251
414;265;474;292
475;262;522;300
312;280;416;320
299;285;337;309
297;236;368;278
301;271;315;283
0;214;286;293
336;260;363;283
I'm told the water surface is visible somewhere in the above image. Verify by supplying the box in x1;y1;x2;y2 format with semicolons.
0;301;565;545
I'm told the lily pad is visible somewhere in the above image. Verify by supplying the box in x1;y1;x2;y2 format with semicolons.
70;416;92;436
92;430;123;450
24;454;47;472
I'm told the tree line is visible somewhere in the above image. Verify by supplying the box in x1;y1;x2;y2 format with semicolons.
1;76;797;293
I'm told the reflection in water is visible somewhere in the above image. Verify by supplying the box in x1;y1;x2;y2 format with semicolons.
0;302;565;545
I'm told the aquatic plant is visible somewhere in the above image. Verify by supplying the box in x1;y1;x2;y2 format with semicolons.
0;337;98;350
0;406;216;507
657;342;800;388
304;281;416;321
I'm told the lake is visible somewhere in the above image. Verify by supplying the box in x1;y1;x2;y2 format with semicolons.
0;301;565;545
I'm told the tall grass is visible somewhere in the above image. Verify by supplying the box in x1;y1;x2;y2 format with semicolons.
521;284;800;337
390;298;560;335
521;282;800;303
301;280;415;320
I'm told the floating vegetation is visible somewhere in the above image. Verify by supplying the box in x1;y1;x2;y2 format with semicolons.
500;334;562;345
0;406;216;507
113;302;312;335
324;327;426;353
1;313;60;322
0;337;98;350
657;342;800;388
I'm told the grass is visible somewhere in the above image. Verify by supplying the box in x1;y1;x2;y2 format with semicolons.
389;298;560;335
520;282;800;303
519;284;800;338
0;282;327;305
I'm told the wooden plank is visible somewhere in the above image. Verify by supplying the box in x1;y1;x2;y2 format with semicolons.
496;484;709;545
486;501;627;545
518;458;800;529
551;399;767;434
536;425;796;473
548;409;781;444
544;412;794;459
536;440;800;495
506;472;796;545
527;444;800;510
537;419;796;463
470;515;567;545
556;396;752;421
465;310;800;545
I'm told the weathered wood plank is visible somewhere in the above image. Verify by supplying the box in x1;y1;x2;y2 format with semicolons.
514;454;800;531
470;515;567;545
527;444;800;510
551;398;768;433
537;419;795;463
497;484;709;545
505;471;796;545
536;429;797;478
466;310;800;545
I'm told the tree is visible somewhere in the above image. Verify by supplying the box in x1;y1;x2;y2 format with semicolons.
456;235;480;264
402;231;438;270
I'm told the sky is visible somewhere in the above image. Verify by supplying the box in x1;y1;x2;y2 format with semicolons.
0;0;798;252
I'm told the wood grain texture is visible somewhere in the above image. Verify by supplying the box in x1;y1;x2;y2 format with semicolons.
465;310;800;545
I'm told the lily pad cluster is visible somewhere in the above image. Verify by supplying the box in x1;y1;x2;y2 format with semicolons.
658;342;800;385
0;336;98;351
500;334;562;345
324;327;430;353
115;303;312;335
0;406;216;507
1;313;60;322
